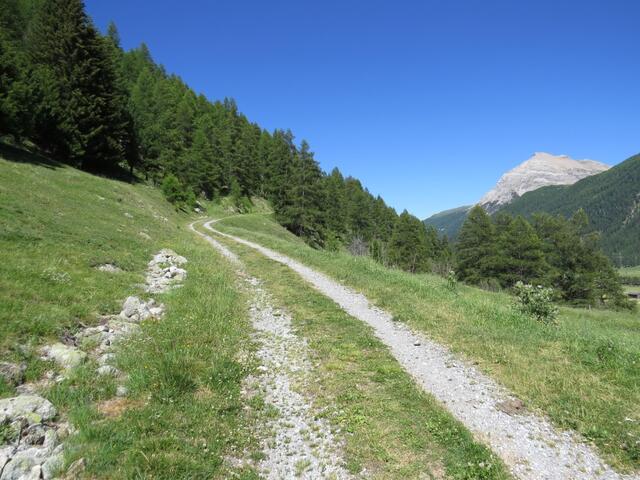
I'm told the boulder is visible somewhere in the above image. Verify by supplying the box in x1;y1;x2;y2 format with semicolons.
97;353;116;366
41;451;64;480
96;264;121;273
0;395;56;425
0;447;12;474
0;363;26;386
96;366;118;377
41;344;86;370
119;296;153;322
0;449;46;479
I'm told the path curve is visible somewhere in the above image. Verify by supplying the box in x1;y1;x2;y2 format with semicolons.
201;218;639;480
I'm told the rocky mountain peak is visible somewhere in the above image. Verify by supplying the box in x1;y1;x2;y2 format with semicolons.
478;152;609;212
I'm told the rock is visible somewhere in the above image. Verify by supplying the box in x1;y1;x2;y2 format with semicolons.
116;385;128;397
41;344;86;370
124;212;133;218
0;362;26;386
0;447;12;473
41;451;64;480
138;231;151;240
0;449;46;480
0;395;56;425
119;296;153;322
96;263;121;273
22;424;46;446
121;296;142;318
413;340;421;346
106;320;140;339
496;398;525;416
97;353;116;366
96;366;118;377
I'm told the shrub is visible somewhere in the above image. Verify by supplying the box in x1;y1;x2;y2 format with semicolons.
513;281;559;324
446;270;458;293
161;174;195;210
323;231;342;253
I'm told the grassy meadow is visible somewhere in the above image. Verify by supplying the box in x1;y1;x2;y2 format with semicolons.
214;213;640;472
0;146;259;478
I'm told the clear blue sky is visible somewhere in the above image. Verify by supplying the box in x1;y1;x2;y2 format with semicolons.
85;0;640;218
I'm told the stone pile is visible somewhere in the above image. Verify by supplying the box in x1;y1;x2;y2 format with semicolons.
0;249;187;479
145;249;187;294
0;395;66;480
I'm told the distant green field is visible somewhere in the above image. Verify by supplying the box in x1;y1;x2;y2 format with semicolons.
620;266;640;279
215;213;640;473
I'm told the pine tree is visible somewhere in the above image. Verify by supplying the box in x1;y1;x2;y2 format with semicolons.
456;206;497;284
274;140;326;246
26;0;132;170
494;215;548;287
388;210;432;273
0;0;32;138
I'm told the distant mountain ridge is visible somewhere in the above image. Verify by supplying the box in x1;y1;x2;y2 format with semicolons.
502;153;640;265
424;151;640;265
479;152;610;212
424;152;610;238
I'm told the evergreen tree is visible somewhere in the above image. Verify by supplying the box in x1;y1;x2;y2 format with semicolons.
388;210;432;273
26;0;132;170
0;0;32;138
494;215;548;287
456;206;497;284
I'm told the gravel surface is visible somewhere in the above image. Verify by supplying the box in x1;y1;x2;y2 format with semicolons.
203;219;639;480
191;222;351;479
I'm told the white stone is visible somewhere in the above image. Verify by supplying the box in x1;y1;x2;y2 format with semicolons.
41;343;86;370
98;353;116;366
0;395;56;425
0;362;26;386
96;264;121;273
96;365;119;377
41;452;64;480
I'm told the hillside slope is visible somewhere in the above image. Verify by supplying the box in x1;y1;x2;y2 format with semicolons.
0;145;258;478
502;153;640;265
423;205;471;239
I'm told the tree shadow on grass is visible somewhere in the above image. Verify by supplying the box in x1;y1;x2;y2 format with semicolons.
0;141;139;184
0;142;62;169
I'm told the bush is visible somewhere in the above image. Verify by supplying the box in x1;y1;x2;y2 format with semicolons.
446;270;458;293
513;281;559;324
323;231;342;253
161;174;195;210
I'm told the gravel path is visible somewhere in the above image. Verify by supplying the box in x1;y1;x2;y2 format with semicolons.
202;219;639;480
190;222;351;479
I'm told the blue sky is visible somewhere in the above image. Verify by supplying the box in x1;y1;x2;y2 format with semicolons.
86;0;640;218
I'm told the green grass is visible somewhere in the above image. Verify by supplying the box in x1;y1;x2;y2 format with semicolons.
206;228;511;479
620;266;640;279
0;145;259;478
214;213;640;473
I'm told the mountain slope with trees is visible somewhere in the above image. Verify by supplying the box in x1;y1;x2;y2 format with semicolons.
502;153;640;266
0;0;449;274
